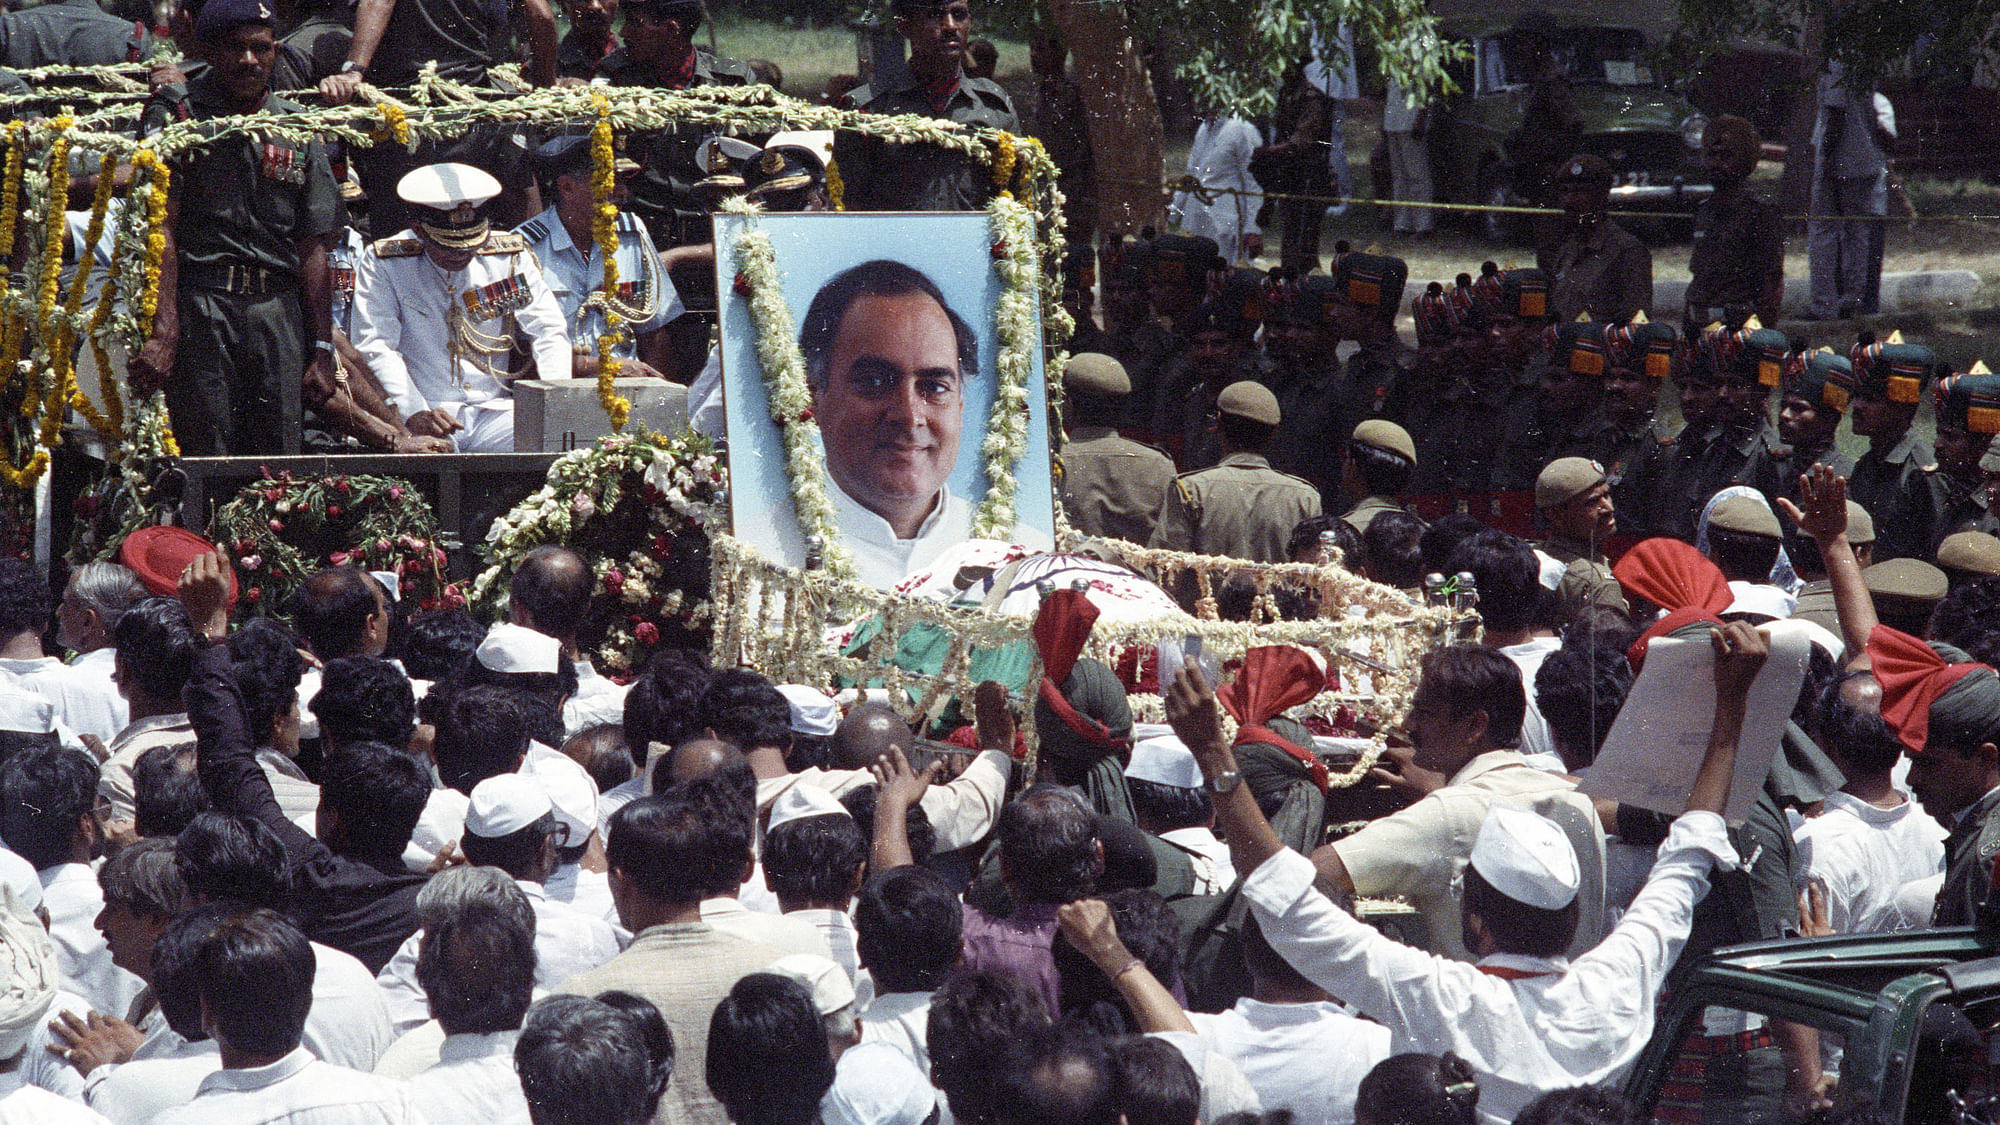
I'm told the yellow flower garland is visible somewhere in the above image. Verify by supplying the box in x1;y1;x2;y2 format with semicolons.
134;148;168;334
589;93;630;432
990;131;1017;198
0;121;24;403
824;155;844;211
376;102;411;148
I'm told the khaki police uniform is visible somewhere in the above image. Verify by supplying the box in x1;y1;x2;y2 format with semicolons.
1061;426;1176;545
1150;452;1322;562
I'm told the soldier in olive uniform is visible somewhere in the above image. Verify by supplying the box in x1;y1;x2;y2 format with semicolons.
1848;341;1943;561
1928;370;2000;550
1542;154;1652;324
1059;354;1175;544
1336;419;1417;535
1744;347;1856;564
1150;381;1322;563
1455;268;1552;494
1264;275;1346;492
556;0;619;81
0;0;146;68
1326;251;1415;448
1631;324;1782;543
1491;319;1621;490
1152;296;1266;471
1684;115;1784;333
832;0;1018;212
1600;317;1678;530
1534;456;1627;623
1403;277;1479;495
128;0;341;457
1124;235;1221;438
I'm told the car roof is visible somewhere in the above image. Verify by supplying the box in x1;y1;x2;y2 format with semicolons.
1695;927;2000;990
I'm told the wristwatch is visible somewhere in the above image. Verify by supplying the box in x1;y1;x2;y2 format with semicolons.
339;60;367;76
1205;770;1241;796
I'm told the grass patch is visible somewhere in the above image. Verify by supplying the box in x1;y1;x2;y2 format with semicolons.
701;10;1032;103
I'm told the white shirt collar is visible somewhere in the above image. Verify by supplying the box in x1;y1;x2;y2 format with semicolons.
192;1046;315;1096
828;475;953;545
436;1029;520;1063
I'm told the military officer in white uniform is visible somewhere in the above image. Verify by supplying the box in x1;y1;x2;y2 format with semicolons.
351;162;572;452
517;134;683;379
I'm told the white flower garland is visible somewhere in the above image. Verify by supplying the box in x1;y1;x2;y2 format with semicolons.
977;195;1040;538
730;225;855;581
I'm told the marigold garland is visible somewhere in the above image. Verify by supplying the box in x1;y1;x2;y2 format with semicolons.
990;132;1017;198
824;155;844;211
375;102;411;148
589;93;630;432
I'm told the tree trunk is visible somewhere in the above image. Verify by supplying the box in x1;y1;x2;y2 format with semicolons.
1778;12;1824;222
1048;0;1165;236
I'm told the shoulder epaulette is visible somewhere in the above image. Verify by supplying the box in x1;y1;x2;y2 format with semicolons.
517;218;550;245
479;232;528;255
372;237;423;258
963;76;1014;107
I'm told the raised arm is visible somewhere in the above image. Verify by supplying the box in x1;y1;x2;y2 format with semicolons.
1057;899;1195;1034
1776;465;1873;668
1165;663;1285;880
867;746;940;874
1688;620;1767;815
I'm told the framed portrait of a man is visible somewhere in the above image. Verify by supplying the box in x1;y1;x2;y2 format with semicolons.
716;212;1055;589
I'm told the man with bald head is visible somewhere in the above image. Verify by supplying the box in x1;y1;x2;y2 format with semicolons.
830;702;912;771
511;545;629;736
1798;669;1946;933
656;736;746;792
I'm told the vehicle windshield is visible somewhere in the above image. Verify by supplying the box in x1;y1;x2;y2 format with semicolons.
1481;28;1655;89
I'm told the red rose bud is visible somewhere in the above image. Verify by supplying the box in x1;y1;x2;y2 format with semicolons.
732;273;751;297
245;587;262;604
377;539;392;553
326;504;342;518
268;519;284;532
263;489;283;503
603;569;624;591
333;478;352;495
991;241;1007;259
800;407;814;423
329;551;350;565
388;487;403;500
635;621;660;645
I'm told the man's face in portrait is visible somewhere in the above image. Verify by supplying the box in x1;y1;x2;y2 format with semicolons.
814;290;966;537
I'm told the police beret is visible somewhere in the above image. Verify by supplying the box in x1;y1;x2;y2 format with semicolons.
1063;353;1130;398
1334;253;1407;311
195;0;273;40
1500;268;1552;320
1787;349;1857;415
1858;343;1939;404
1934;372;2000;435
1351;419;1416;462
1708;495;1782;540
1555;154;1613;191
1939;531;2000;579
1535;456;1605;509
1217;381;1281;426
1150;235;1221;289
1864;558;1948;607
1545;319;1609;378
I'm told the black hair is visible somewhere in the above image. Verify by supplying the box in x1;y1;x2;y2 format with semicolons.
291;566;381;660
191;905;316;1058
1533;641;1632;771
312;656;417;749
929;970;1054;1125
0;557;50;634
1445;529;1545;634
431;684;534;794
517;995;670;1125
98;836;189;919
993;1025;1121;1125
1239;912;1311;991
1109;1035;1200;1125
622;648;714;768
462;811;560;880
397;608;487;683
665;774;756;896
228;618;305;744
563;724;635;794
417;898;537;1035
320;741;431;862
853;866;961;993
838;783;934;866
1054;889;1182;1035
509;547;594;638
1217;414;1276;452
1418;646;1526;750
1354;1053;1480;1125
1127;777;1212;832
1000;786;1099;904
1705;528;1780;585
606;793;734;907
762;812;866;906
1348;440;1415;496
1363;509;1427;589
151;905;216;1040
1069;389;1124;428
113;597;200;702
1462;863;1579;958
1420;512;1488;577
592;990;675;1119
0;744;96;869
705;974;836;1125
799;259;978;393
1512;1086;1646;1125
1287;514;1344;561
1814;670;1903;775
1928;576;2000;651
133;742;210;839
700;668;794;753
175;812;290;910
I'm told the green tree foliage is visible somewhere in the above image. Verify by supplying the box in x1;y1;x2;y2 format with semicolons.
1666;0;2000;86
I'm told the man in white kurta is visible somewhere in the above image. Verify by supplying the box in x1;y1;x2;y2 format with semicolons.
351;163;570;453
1173;113;1263;265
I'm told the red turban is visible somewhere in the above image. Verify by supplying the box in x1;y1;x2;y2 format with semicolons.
1032;589;1127;753
1867;624;1988;755
1613;538;1732;669
1216;646;1327;791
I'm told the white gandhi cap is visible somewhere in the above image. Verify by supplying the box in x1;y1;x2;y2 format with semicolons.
776;684;839;737
1468;803;1580;910
465;774;554;839
475;622;564;675
766;784;849;833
